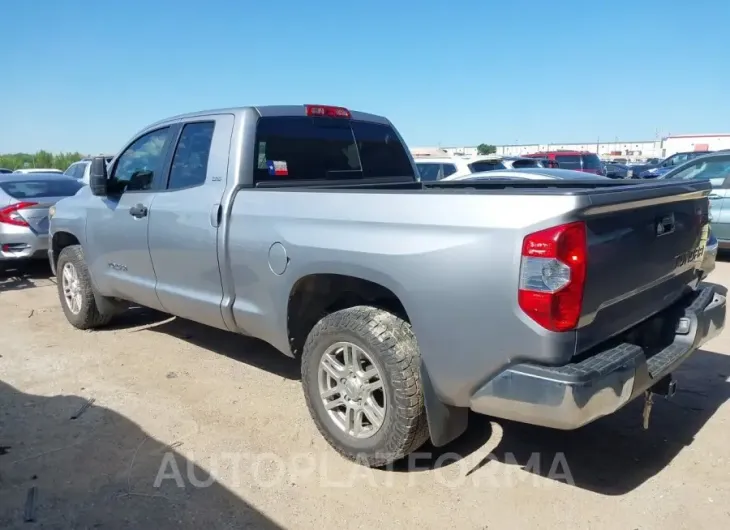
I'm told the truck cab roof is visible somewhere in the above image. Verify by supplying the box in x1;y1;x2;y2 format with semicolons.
144;105;392;132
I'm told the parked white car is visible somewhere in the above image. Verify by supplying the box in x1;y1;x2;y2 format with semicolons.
414;154;552;181
63;156;114;185
442;167;611;182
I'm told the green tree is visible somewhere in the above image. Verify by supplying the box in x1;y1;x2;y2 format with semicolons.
0;150;85;171
477;144;497;155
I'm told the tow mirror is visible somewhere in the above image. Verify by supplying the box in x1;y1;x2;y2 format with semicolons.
89;156;109;196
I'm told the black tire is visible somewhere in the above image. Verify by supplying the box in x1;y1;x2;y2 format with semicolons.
56;245;115;329
301;306;430;467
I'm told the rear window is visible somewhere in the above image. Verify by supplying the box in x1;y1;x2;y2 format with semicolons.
581;154;602;170
555;155;581;169
511;159;540;169
0;178;82;199
468;160;506;172
253;117;415;183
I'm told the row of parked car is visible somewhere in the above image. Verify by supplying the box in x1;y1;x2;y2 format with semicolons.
414;148;730;256
603;150;730;179
414;151;602;181
0;155;114;181
415;149;730;182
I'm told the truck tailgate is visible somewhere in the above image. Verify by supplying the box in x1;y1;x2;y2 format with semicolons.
576;180;711;353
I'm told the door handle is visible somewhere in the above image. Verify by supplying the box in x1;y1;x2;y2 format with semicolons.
129;204;148;218
709;194;722;199
210;203;222;227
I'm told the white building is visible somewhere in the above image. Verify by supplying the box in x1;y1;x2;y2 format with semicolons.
415;134;730;162
495;140;662;160
660;134;730;157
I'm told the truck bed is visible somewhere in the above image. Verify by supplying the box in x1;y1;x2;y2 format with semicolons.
227;177;711;405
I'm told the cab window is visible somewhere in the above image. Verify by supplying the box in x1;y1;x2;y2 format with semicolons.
109;128;172;194
253;117;414;184
167;122;215;190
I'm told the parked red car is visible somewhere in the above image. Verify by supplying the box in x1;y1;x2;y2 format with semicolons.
523;151;605;175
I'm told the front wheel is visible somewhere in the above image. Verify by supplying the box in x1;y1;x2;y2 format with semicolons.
56;245;115;329
301;306;430;467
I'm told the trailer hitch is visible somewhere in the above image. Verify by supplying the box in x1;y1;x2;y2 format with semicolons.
642;375;676;429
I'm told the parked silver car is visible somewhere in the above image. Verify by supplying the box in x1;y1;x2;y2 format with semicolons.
658;151;730;249
0;173;83;269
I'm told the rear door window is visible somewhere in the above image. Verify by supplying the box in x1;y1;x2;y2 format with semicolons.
555;155;581;169
0;178;83;199
253;117;415;183
167;121;215;190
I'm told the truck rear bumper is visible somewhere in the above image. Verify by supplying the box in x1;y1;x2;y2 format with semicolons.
469;284;726;429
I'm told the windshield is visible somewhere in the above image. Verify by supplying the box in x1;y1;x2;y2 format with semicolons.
662;158;730;181
0;178;83;199
554;155;581;169
253;117;415;183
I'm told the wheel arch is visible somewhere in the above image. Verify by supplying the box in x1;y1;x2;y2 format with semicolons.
51;231;81;273
286;271;468;448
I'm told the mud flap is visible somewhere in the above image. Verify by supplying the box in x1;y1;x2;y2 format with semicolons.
420;360;469;447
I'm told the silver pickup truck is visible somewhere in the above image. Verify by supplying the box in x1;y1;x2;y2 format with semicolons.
48;104;726;467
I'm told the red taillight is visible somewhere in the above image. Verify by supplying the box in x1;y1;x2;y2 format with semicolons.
518;221;587;332
305;104;351;118
0;202;38;227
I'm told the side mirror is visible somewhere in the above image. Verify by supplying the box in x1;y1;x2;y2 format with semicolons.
89;156;109;196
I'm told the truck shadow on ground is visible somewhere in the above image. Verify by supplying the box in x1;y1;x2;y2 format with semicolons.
0;380;283;529
108;307;300;380
0;261;54;293
454;348;730;496
105;308;730;497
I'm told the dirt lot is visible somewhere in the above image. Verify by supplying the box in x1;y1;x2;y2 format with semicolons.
1;261;729;529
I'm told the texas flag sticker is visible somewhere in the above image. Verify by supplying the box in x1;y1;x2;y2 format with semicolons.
267;160;288;176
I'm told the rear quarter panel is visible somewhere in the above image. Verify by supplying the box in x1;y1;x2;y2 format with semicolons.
225;189;582;407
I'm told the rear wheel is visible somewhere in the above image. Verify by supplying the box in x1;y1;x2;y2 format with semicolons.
56;245;115;329
301;306;429;467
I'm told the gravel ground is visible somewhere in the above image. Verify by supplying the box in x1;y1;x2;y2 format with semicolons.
1;260;729;529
